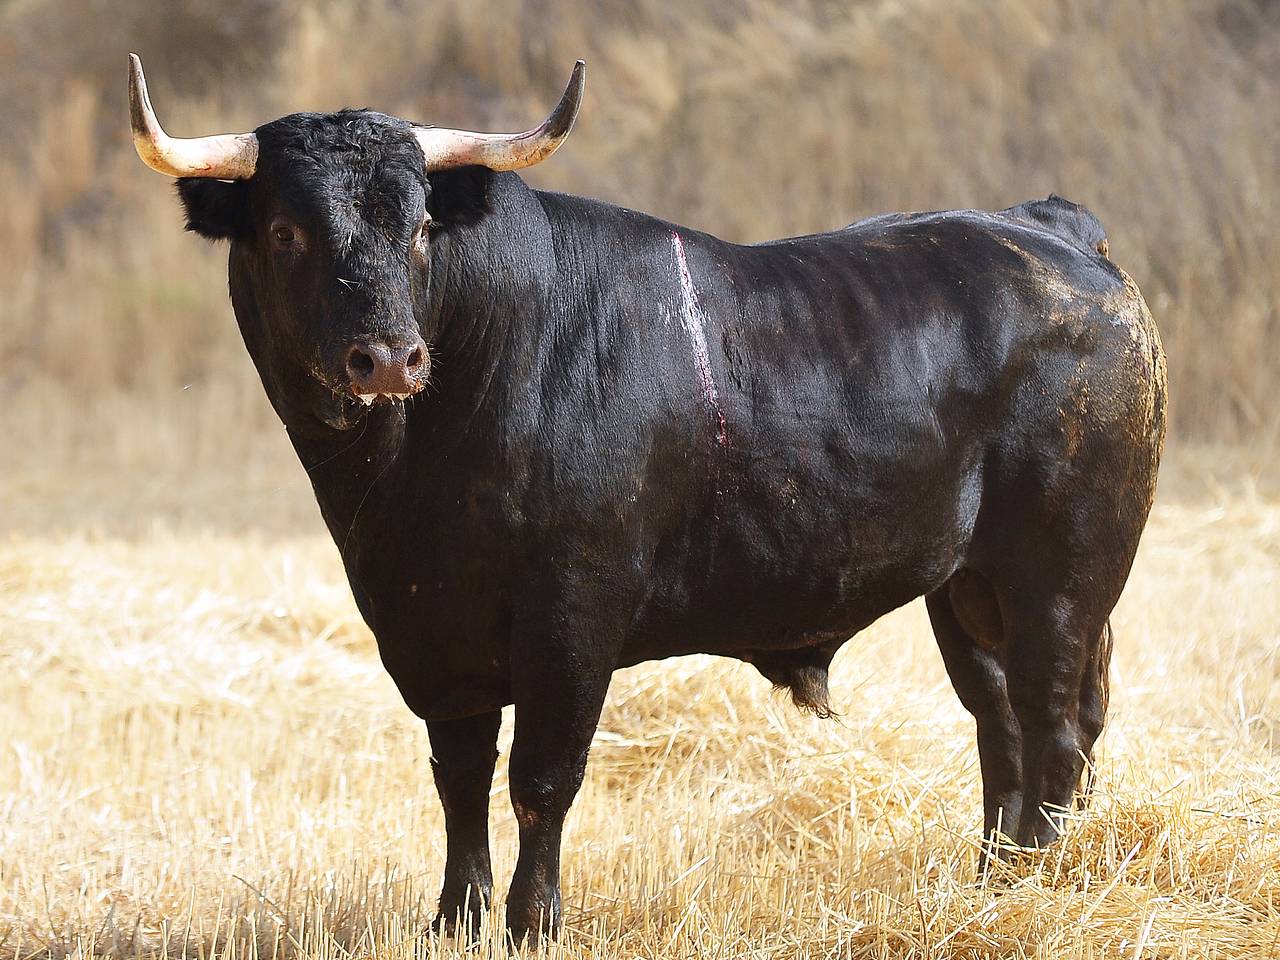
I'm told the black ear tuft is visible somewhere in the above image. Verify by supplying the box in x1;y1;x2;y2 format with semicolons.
426;166;493;229
176;178;251;241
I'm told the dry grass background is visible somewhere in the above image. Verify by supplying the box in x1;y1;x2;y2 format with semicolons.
3;0;1280;957
0;0;1278;462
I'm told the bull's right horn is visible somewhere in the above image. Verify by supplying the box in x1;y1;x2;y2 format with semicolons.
413;60;585;173
128;54;258;180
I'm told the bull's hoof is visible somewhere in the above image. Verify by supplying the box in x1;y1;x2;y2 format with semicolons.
979;828;1068;885
504;879;562;947
505;906;561;948
431;898;488;943
977;832;1042;881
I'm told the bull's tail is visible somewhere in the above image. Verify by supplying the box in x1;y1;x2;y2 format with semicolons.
1097;618;1114;720
1081;618;1115;802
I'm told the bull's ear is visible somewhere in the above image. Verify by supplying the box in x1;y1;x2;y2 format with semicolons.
425;166;493;229
176;178;252;241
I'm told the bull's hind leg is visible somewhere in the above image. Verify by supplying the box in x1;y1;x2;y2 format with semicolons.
927;571;1023;858
1000;590;1108;849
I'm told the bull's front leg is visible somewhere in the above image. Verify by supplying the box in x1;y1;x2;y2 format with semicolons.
428;710;502;936
504;655;612;943
502;566;623;943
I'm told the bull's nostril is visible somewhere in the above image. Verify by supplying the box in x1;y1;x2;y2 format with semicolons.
347;346;376;380
405;346;424;372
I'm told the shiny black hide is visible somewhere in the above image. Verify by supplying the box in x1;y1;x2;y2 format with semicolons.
172;109;1166;941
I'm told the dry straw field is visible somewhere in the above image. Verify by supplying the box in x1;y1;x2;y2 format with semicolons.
3;456;1280;959
3;0;1280;957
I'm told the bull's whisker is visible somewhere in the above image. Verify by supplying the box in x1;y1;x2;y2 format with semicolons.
305;414;370;477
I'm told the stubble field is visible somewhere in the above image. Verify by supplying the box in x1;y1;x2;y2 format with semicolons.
3;1;1279;956
2;451;1278;959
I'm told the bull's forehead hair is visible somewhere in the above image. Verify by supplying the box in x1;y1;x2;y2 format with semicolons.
252;109;429;238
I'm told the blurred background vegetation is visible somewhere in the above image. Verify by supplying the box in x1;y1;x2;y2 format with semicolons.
2;0;1278;477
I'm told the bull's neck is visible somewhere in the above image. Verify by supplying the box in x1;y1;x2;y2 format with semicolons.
424;173;565;430
288;411;409;563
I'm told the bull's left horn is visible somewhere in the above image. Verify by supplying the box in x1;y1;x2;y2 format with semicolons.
413;60;585;173
128;54;258;179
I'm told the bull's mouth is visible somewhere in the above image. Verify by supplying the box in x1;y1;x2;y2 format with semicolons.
353;391;416;406
315;384;421;431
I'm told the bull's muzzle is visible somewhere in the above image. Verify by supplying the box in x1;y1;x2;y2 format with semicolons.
344;337;429;403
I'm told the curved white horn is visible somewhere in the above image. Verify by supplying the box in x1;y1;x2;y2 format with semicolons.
413;61;585;172
129;54;258;180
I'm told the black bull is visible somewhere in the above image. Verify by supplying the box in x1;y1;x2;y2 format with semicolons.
142;81;1165;939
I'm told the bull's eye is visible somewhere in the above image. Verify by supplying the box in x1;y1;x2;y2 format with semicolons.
411;214;432;254
269;215;303;252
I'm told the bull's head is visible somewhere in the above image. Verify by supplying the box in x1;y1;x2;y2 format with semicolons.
128;54;584;429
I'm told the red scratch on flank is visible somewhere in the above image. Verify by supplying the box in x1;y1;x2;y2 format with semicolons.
671;231;730;447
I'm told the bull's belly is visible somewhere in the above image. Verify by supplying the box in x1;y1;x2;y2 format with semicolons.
618;454;980;665
619;531;963;666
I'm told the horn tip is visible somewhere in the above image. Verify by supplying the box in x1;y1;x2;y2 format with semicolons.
567;60;586;102
543;62;585;141
128;53;150;133
128;54;147;105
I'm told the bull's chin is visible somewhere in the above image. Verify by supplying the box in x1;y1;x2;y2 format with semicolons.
315;391;370;431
